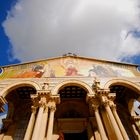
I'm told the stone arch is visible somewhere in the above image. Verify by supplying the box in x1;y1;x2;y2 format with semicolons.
52;79;95;95
104;78;140;138
104;78;140;94
104;78;140;116
0;81;39;138
0;80;41;98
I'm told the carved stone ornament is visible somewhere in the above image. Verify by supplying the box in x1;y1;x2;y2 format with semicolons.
109;101;116;109
49;95;61;104
31;106;37;113
100;96;109;107
48;101;56;112
42;82;49;90
131;116;140;121
108;93;116;101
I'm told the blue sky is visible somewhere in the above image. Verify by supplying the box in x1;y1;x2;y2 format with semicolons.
0;0;20;66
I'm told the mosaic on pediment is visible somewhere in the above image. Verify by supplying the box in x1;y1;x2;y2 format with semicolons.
0;57;137;79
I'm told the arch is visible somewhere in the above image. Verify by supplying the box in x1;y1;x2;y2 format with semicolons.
52;80;95;95
104;78;140;116
0;80;41;97
55;100;89;118
104;78;140;94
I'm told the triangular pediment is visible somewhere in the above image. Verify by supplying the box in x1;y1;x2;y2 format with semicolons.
0;56;139;79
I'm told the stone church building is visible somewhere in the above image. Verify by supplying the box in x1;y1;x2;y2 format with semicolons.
0;55;139;140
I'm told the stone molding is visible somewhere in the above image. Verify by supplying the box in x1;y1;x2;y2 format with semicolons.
31;90;60;108
131;116;140;121
104;78;140;95
0;80;41;97
52;79;95;95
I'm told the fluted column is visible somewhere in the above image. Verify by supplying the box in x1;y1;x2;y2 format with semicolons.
87;119;95;140
131;116;140;139
46;102;56;140
103;100;123;140
39;105;49;140
31;97;46;140
93;105;108;140
110;103;129;140
0;134;4;140
24;106;37;140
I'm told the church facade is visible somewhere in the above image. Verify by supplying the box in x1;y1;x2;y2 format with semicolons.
0;55;140;140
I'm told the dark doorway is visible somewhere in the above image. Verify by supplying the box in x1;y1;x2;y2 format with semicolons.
64;130;88;140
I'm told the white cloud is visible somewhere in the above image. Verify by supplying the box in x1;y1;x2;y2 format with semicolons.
0;114;7;129
134;100;140;115
2;0;140;62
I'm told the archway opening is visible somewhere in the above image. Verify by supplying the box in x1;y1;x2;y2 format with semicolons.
110;84;140;139
64;130;88;140
55;85;89;140
1;86;36;140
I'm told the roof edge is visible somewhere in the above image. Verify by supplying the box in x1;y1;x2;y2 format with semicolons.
0;55;139;68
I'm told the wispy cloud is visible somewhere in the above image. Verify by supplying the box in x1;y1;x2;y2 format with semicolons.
134;100;140;115
2;0;140;62
0;114;7;129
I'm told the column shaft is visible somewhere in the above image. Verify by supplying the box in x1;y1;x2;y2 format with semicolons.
0;134;4;140
105;105;123;140
46;107;55;140
39;106;48;140
31;106;44;140
87;121;95;140
94;130;101;140
24;109;36;140
101;109;116;139
94;109;108;140
112;108;129;140
132;124;140;139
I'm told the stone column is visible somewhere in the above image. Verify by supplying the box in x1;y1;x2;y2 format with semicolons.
92;104;108;140
110;103;129;140
31;98;45;140
131;116;140;139
46;102;56;140
87;120;95;140
0;134;4;140
39;105;49;140
103;101;123;140
24;106;37;140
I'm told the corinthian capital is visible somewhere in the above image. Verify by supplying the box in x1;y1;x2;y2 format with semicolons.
100;96;109;107
49;105;56;112
88;97;100;112
92;104;99;111
109;101;116;109
39;96;47;107
49;95;60;104
108;93;116;101
31;106;37;113
48;101;56;112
